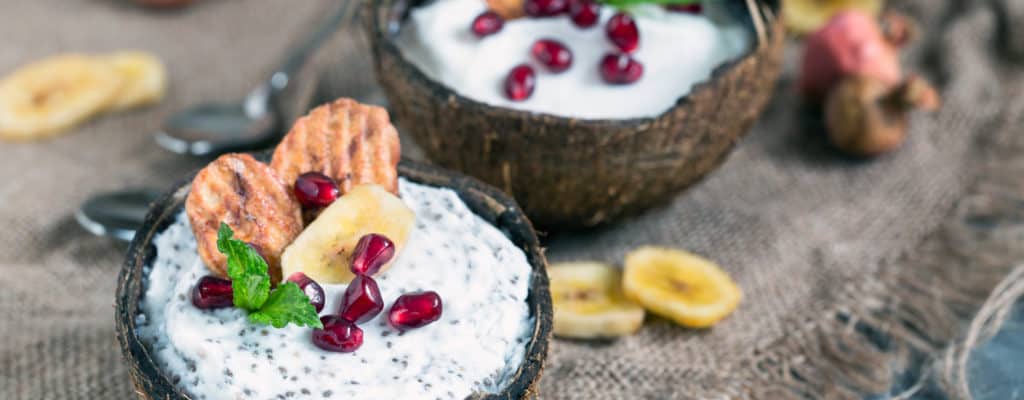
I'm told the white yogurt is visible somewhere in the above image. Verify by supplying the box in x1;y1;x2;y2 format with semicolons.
137;180;534;400
396;0;751;119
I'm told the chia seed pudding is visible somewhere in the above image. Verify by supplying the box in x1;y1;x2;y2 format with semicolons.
136;179;534;400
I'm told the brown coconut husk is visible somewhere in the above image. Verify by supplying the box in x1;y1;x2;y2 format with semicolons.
115;157;552;400
365;0;785;229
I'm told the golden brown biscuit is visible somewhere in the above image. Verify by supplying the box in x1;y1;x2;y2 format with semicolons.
186;153;303;282
271;98;401;196
487;0;525;19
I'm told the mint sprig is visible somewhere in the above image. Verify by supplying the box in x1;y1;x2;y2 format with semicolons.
217;224;323;329
249;282;324;328
219;224;271;310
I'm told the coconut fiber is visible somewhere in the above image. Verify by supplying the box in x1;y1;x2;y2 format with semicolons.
1;0;1023;398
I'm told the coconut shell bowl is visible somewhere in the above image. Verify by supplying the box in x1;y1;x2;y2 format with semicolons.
365;0;784;229
115;159;553;400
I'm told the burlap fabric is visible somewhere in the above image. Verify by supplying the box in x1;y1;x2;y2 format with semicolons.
1;0;1023;399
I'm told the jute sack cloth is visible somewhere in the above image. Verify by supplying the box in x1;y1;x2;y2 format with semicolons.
2;0;1023;398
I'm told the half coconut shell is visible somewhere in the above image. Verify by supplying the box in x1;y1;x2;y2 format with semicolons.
366;0;784;229
115;158;552;400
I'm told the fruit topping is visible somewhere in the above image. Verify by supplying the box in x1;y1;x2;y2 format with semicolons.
524;0;568;17
293;172;340;210
800;11;907;102
312;315;364;353
191;275;235;309
186;153;303;283
281;184;415;284
531;39;573;73
338;275;385;324
549;262;645;339
388;291;443;331
271;98;401;196
622;247;741;328
350;233;396;276
606;13;639;53
471;11;505;37
504;64;537;101
665;3;702;13
286;272;326;313
599;53;644;84
568;0;600;28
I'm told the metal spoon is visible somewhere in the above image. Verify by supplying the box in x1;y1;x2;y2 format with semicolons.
155;0;360;156
76;188;161;242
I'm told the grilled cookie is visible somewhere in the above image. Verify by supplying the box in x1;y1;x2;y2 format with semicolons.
186;153;303;282
487;0;525;19
271;98;401;196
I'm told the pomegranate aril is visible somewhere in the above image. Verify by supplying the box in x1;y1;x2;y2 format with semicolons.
388;291;443;331
349;233;395;276
665;3;702;13
338;275;384;324
569;0;600;28
524;0;567;17
606;13;640;53
287;272;325;313
504;64;536;101
471;11;504;37
531;39;573;73
191;275;234;309
600;53;644;84
312;315;363;353
293;172;340;209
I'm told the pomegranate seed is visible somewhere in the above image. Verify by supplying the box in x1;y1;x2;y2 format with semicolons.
524;0;567;17
388;291;443;331
531;39;573;73
606;13;640;53
349;234;395;276
338;275;384;324
569;0;600;28
665;3;702;13
287;272;325;313
312;315;363;353
600;53;644;84
471;11;504;37
504;64;536;101
293;172;340;209
191;275;233;309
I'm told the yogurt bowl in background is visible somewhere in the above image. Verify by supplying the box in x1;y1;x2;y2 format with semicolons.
366;0;783;229
115;158;552;400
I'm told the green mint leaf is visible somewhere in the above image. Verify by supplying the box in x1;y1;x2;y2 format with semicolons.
217;223;271;311
248;282;324;329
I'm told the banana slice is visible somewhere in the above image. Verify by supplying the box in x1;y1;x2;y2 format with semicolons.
104;51;167;110
783;0;883;35
281;184;415;285
0;54;121;140
549;262;645;339
623;247;741;328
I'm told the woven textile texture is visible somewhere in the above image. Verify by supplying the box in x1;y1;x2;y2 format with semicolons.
1;0;1023;399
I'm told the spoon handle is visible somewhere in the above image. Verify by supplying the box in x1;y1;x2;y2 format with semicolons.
265;0;362;98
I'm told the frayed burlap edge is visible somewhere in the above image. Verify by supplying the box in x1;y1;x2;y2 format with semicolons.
736;135;1024;399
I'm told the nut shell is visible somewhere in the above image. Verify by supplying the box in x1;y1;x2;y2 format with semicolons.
185;153;302;282
365;0;784;228
271;98;401;196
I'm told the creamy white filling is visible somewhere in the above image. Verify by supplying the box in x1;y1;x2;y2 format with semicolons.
396;0;751;119
137;180;534;400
